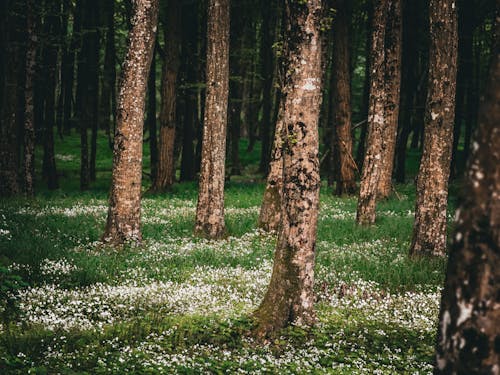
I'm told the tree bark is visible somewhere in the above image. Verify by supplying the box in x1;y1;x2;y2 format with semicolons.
435;17;499;372
410;0;457;257
253;0;324;339
194;0;230;239
356;0;388;225
378;0;402;199
147;51;158;183
23;2;37;197
152;0;180;192
102;0;158;245
331;0;357;196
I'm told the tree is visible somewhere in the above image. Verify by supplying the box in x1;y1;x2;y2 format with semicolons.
356;0;388;225
194;0;230;239
102;0;159;245
377;0;402;198
435;16;499;372
331;0;357;196
410;0;457;257
253;0;324;339
152;0;180;192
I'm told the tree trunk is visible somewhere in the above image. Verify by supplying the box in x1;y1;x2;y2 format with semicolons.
0;1;22;196
194;0;230;239
331;0;357;196
409;0;457;257
435;18;499;372
56;0;70;139
355;0;388;225
147;51;158;183
253;0;324;339
23;2;37;197
88;2;99;183
377;0;402;199
102;0;158;245
258;101;284;232
152;0;180;192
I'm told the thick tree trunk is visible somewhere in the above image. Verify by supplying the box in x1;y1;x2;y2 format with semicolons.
258;101;284;232
102;0;158;245
152;0;180;192
435;19;499;372
356;0;388;225
23;2;37;197
194;0;230;239
331;0;357;196
378;0;402;199
253;0;324;339
0;1;22;196
410;0;457;257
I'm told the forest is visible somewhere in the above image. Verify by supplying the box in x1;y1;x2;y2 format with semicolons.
0;0;498;373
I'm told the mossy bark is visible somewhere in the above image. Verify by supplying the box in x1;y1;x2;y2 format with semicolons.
253;0;324;339
435;17;499;372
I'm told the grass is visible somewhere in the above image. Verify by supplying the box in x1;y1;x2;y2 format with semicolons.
0;131;451;374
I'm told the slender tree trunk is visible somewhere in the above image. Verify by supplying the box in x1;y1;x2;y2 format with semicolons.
152;0;180;192
378;0;402;198
42;0;60;190
435;18;499;371
410;0;457;257
253;0;324;339
331;0;357;196
0;1;22;196
147;51;158;182
102;0;158;245
23;2;37;197
355;0;388;225
56;0;70;139
88;2;99;182
194;0;230;239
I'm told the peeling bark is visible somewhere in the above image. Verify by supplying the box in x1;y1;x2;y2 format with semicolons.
194;0;230;239
435;15;499;372
378;0;402;199
410;0;457;257
102;0;159;245
253;0;324;339
356;0;388;225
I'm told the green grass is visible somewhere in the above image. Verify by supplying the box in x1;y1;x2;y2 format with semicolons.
0;131;451;373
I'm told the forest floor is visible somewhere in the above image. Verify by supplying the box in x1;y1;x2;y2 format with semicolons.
0;133;455;374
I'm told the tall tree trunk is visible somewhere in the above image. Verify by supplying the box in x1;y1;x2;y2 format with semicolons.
355;0;388;225
378;0;402;198
331;0;357;196
147;51;158;182
102;0;158;245
0;1;22;196
258;0;277;175
410;0;457;257
23;2;37;197
152;0;180;192
42;0;60;190
435;17;499;371
194;0;230;239
56;0;70;139
253;0;324;339
88;2;100;182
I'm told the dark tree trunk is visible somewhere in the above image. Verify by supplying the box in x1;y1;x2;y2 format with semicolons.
331;0;357;196
378;0;402;198
356;0;388;225
147;51;158;182
410;0;458;257
258;0;277;175
435;18;499;372
253;0;325;339
102;0;158;245
56;0;70;139
0;1;22;196
42;0;60;190
152;0;180;192
194;0;230;239
23;1;37;197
